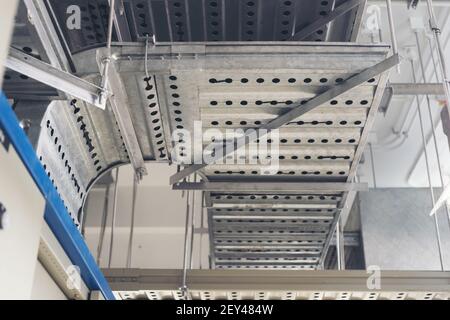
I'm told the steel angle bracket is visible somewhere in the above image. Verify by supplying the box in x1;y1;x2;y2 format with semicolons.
6;47;106;109
96;50;148;179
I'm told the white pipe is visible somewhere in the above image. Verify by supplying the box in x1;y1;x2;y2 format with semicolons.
126;175;138;268
415;31;450;231
108;167;119;268
425;0;450;117
98;0;115;106
375;6;450;151
385;0;399;56
410;59;445;271
335;220;344;270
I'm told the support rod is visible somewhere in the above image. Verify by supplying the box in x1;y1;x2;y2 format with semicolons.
410;59;445;271
108;168;119;268
96;184;110;265
181;178;193;299
335;219;345;270
385;0;399;57
425;0;450;116
98;0;115;106
369;143;377;188
189;174;197;270
199;191;205;269
126;175;138;268
415;31;450;232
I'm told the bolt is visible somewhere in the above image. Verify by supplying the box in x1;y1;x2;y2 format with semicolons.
0;203;10;230
20;119;32;135
27;12;34;25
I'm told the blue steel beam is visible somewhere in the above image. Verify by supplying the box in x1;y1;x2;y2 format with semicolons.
0;93;114;300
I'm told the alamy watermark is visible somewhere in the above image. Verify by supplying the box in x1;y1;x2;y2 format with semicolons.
366;265;381;290
365;5;382;33
66;265;82;291
66;5;81;30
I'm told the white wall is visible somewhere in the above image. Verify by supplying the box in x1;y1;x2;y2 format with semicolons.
83;163;210;269
358;5;450;188
360;188;450;270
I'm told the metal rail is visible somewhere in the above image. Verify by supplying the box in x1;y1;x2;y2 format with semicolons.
103;269;450;300
100;59;148;180
173;182;368;193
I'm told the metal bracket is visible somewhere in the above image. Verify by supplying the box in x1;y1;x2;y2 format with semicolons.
6;47;106;109
99;54;148;179
390;82;446;95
